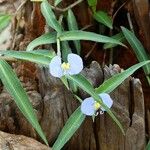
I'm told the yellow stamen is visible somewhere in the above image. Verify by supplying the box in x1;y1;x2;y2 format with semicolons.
61;62;70;70
94;102;101;110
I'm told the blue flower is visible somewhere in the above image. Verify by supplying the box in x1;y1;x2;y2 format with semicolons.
49;54;83;78
81;93;113;116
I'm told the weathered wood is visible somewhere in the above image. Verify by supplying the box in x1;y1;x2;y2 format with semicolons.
132;0;150;53
147;109;150;140
38;67;79;145
0;61;146;149
80;63;145;150
0;130;50;150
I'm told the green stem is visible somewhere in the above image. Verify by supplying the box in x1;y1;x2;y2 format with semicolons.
57;38;61;57
61;76;69;89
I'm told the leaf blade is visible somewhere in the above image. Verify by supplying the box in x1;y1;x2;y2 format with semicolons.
93;11;113;29
87;0;97;7
41;0;62;33
103;32;125;49
0;60;48;145
52;107;85;150
67;74;125;135
26;32;57;51
54;0;62;6
59;31;125;47
0;50;55;66
67;9;81;55
146;140;150;150
121;27;150;75
87;0;97;12
95;61;150;94
0;14;11;31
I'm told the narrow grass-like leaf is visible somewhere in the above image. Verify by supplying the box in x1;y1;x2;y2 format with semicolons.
52;107;85;150
87;0;97;7
103;32;125;49
67;74;94;95
0;50;55;66
0;60;48;145
41;0;62;33
26;32;57;51
61;39;77;92
59;31;125;47
146;140;150;150
67;74;125;135
0;14;11;31
54;0;62;6
61;41;77;92
87;0;97;12
95;61;150;94
67;9;81;55
68;79;78;93
93;11;113;29
61;41;72;61
121;27;150;75
67;10;78;31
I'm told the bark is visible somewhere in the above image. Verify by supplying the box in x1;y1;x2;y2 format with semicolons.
0;130;50;150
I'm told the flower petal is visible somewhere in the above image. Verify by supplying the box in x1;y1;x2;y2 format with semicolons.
49;56;63;78
81;97;95;116
99;93;113;111
67;54;83;75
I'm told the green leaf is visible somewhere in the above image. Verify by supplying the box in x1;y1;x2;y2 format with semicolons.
67;74;125;135
87;0;97;7
68;79;78;93
52;107;85;150
61;41;72;61
41;0;62;33
54;0;62;6
95;61;150;94
67;74;94;95
26;32;57;51
61;37;77;92
0;50;55;66
0;14;11;32
103;32;125;49
121;27;150;75
59;31;125;47
67;9;81;55
146;140;150;150
93;11;113;29
0;60;48;145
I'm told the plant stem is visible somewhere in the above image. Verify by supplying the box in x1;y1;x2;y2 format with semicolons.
14;0;28;17
112;1;128;23
57;38;61;57
127;12;134;33
50;0;84;12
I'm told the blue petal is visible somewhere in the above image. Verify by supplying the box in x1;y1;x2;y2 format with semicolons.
67;54;83;75
99;93;113;111
49;56;63;78
81;97;95;116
